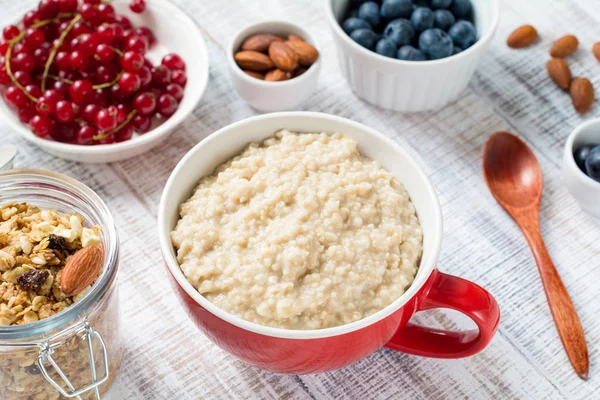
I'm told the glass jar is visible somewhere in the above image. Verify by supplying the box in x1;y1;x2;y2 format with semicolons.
0;169;122;400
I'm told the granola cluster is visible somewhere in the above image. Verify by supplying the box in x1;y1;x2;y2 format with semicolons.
0;202;101;327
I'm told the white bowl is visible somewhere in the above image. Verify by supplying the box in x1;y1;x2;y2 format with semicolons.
325;0;499;112
562;118;600;218
0;0;209;163
227;21;321;112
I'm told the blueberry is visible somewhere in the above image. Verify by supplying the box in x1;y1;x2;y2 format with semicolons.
418;28;453;59
375;38;398;57
397;45;426;60
411;7;434;32
585;146;600;182
348;9;359;18
433;9;455;31
381;0;413;19
451;0;472;19
452;46;462;54
358;2;381;28
449;20;476;49
350;28;380;50
574;144;596;173
383;18;415;46
430;0;452;8
342;17;373;35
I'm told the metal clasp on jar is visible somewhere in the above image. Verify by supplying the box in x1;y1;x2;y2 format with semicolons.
37;320;109;400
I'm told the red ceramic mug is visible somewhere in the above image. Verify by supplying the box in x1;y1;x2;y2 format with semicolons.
159;112;500;374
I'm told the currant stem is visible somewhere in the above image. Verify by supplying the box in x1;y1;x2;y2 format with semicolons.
92;69;123;90
93;109;137;140
42;14;82;92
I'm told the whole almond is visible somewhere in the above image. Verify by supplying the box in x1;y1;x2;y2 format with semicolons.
288;34;304;42
61;246;103;296
265;69;291;81
550;34;578;58
240;34;284;53
285;40;319;66
234;51;274;71
593;42;600;62
243;70;265;80
507;25;538;48
570;77;594;114
293;67;307;78
268;42;298;72
546;58;572;89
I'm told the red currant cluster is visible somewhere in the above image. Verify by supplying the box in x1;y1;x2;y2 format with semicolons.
0;0;187;145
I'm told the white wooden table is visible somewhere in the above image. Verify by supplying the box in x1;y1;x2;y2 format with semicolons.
2;0;599;398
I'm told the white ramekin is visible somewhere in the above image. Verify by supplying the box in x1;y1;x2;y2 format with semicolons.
562;118;600;218
325;0;499;112
227;21;322;112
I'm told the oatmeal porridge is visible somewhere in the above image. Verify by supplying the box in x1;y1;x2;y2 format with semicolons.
171;130;423;330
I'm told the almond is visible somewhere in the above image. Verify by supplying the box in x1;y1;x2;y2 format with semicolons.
570;77;594;114
240;34;284;53
265;69;291;81
546;58;571;89
268;42;298;72
243;70;265;80
593;42;600;62
293;67;307;78
285;40;319;66
234;51;274;71
288;34;304;42
61;246;103;296
507;25;538;48
550;34;578;58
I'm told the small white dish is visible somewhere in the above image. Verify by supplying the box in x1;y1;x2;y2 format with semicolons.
227;21;321;112
0;0;209;163
563;118;600;218
0;145;16;171
324;0;499;112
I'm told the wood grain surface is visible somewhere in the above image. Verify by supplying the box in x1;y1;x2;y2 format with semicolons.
1;0;599;399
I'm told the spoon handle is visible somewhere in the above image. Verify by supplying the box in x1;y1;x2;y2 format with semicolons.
519;217;589;380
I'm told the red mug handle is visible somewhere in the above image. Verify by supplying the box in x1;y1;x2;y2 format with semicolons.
385;270;500;358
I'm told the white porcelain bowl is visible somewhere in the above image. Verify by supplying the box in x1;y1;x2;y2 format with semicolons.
325;0;499;112
227;21;321;112
562;118;600;218
0;0;209;163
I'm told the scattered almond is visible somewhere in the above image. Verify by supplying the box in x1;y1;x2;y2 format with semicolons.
507;25;538;48
241;34;284;53
546;58;572;89
268;42;299;72
234;51;274;71
550;34;578;58
285;40;319;66
60;246;103;296
243;70;265;80
570;77;594;114
265;69;291;81
593;42;600;62
288;34;304;42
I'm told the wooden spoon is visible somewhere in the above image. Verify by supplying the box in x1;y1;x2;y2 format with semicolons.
483;131;589;380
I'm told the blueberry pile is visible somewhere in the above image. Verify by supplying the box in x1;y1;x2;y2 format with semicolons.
574;144;600;182
341;0;476;61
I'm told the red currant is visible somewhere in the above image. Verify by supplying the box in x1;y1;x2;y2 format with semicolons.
96;24;115;44
97;4;116;22
96;107;117;131
130;0;146;14
165;83;183;102
157;93;178;117
0;41;8;56
24;84;42;99
23;11;41;29
78;33;100;55
132;114;151;133
115;123;134;142
109;84;128;102
0;66;9;85
82;103;101;124
3;25;20;41
18;104;36;123
171;70;187;87
51;123;77;142
12;53;35;73
80;4;99;22
138;66;152;88
134;27;155;46
51;81;69;97
30;114;55;137
43;89;63;103
54;100;75;123
94;64;117;84
72;21;93;37
133;91;156;115
151;65;171;86
118;71;141;95
69;79;94;105
24;28;45;50
69;50;90;70
5;86;28;108
76;125;97;144
120;50;144;72
96;135;116;144
162;54;186;71
114;15;132;30
57;0;78;13
55;51;70;70
126;35;148;54
83;0;101;4
36;96;56;116
14;71;33;87
115;104;130;124
37;0;59;20
33;47;50;69
95;43;114;63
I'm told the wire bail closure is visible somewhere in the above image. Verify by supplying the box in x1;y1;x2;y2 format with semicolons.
37;321;109;399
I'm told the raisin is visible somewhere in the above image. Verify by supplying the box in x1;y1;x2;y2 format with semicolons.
25;363;41;375
17;270;49;291
47;234;68;251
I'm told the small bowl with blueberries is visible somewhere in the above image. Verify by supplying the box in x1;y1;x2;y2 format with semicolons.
325;0;499;112
563;118;600;219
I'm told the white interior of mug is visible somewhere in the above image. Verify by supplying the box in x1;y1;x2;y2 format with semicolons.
158;112;443;339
